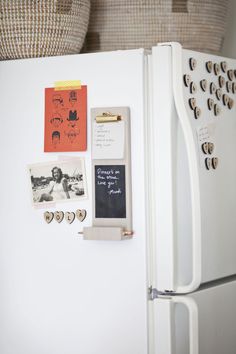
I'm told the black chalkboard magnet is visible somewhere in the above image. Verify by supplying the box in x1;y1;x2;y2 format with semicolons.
80;227;133;241
95;165;126;219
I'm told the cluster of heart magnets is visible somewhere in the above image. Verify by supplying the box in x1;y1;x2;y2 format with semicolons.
44;209;86;224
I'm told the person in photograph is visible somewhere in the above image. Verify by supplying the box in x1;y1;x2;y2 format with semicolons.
39;166;70;202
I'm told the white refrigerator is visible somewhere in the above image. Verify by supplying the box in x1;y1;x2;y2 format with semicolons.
0;42;236;354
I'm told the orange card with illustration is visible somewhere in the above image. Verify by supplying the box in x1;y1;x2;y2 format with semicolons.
44;86;87;152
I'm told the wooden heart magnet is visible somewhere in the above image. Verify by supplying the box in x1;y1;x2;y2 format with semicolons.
65;212;75;224
44;211;54;224
54;211;64;223
76;209;87;222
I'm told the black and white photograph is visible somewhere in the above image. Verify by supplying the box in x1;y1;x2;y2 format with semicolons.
28;159;87;205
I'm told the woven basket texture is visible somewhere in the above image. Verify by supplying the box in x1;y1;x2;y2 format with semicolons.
84;0;229;54
0;0;90;60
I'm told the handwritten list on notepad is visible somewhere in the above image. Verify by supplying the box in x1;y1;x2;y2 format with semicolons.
92;121;125;159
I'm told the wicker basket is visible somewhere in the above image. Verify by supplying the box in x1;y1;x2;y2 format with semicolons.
84;0;229;54
0;0;90;60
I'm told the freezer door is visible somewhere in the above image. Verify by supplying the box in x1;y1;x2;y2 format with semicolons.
149;43;236;293
151;279;236;354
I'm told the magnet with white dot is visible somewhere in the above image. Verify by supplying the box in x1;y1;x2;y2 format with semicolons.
205;158;212;170
210;82;216;94
222;94;230;106
216;88;222;101
214;104;220;116
183;74;191;87
212;157;219;169
218;76;225;88
221;61;227;73
214;63;220;75
227;69;234;81
206;61;213;73
190;82;197;94
194;107;201;119
189;98;197;110
208;142;214;155
189;58;197;70
226;81;232;93
228;98;234;110
207;98;214;110
202;142;209;154
200;79;207;92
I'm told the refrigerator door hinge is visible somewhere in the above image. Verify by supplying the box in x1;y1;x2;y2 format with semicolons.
148;286;176;300
148;286;169;301
148;286;159;301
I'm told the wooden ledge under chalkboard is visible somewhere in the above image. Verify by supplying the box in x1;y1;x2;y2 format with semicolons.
79;227;133;241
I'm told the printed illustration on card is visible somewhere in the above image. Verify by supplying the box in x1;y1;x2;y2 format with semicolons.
44;84;87;152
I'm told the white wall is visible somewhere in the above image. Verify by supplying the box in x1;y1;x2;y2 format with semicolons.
222;0;236;58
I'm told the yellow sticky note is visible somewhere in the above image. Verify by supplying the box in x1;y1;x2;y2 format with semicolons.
54;80;81;91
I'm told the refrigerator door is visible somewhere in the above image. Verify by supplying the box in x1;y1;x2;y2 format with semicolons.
149;43;236;293
0;50;148;354
151;278;236;354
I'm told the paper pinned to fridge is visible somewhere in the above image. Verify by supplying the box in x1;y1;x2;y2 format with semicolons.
92;120;125;159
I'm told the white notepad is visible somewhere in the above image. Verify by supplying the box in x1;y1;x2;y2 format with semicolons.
92;120;125;159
